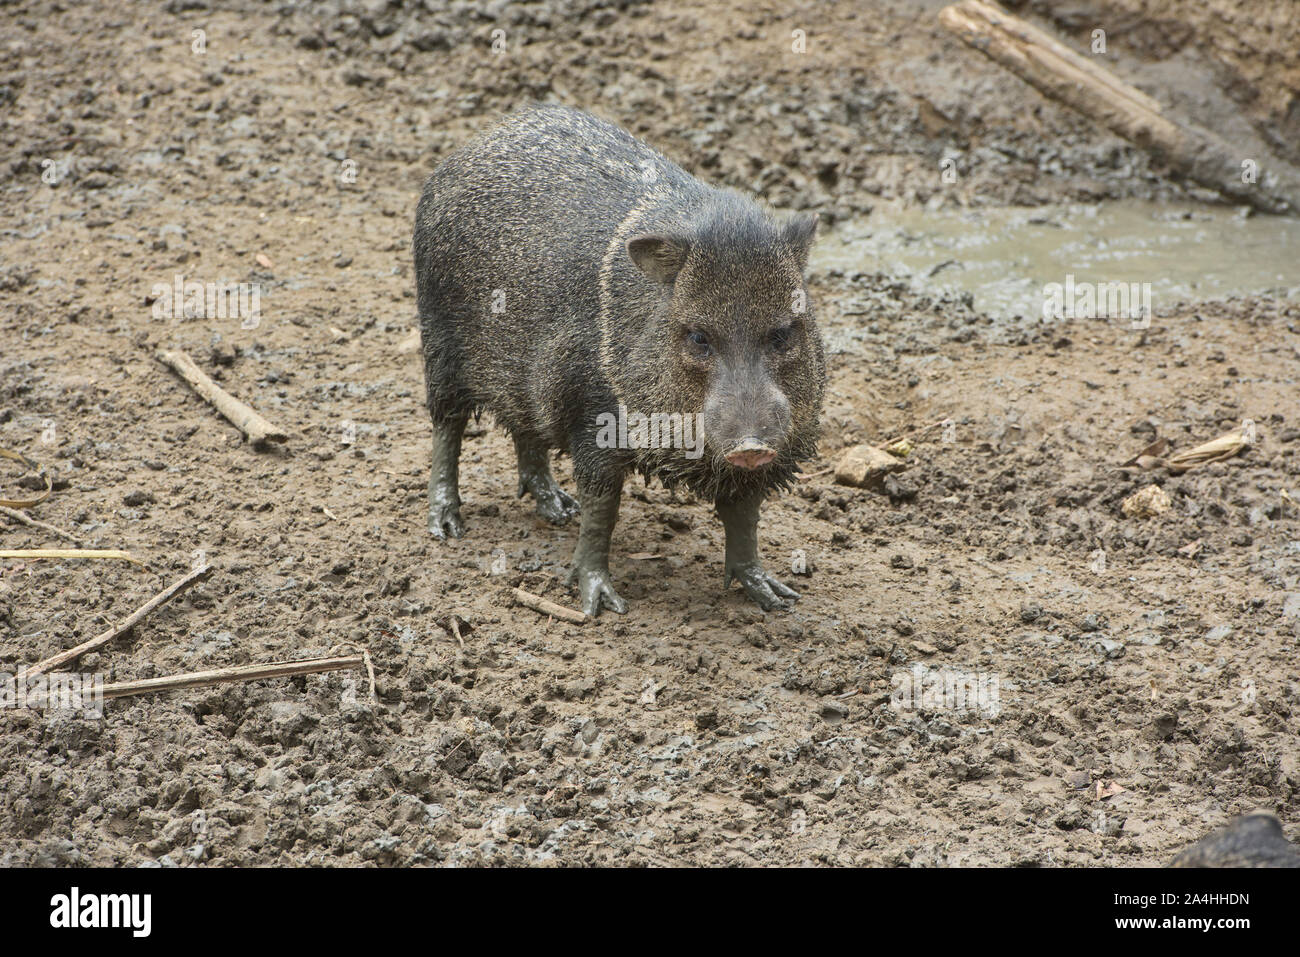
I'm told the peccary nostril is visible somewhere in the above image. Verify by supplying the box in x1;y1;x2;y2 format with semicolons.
724;440;777;470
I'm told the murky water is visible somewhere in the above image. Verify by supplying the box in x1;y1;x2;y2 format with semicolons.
815;200;1300;322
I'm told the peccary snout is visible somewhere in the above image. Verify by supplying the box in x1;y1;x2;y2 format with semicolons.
725;442;777;470
703;358;792;470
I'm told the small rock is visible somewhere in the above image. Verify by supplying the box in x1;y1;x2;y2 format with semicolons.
1097;815;1126;838
883;473;919;503
122;489;155;507
820;700;849;721
1121;484;1171;519
1172;812;1300;867
834;443;907;491
1064;770;1091;790
1055;803;1086;830
1092;637;1125;659
694;710;719;731
1148;711;1179;741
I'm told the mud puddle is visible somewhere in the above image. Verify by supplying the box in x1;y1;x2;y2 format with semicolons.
816;200;1300;321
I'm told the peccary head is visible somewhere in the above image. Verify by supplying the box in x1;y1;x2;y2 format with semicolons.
623;198;824;488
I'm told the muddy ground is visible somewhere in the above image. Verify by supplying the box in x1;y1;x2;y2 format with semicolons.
1;0;1298;866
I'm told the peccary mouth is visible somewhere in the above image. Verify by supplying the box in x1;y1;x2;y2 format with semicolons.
724;438;778;470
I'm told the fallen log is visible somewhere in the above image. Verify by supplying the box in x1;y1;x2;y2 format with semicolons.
938;0;1300;215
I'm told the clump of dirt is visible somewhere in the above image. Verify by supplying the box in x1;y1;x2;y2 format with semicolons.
1;0;1297;867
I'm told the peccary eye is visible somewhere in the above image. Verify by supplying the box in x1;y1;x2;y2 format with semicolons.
769;324;795;352
685;330;712;355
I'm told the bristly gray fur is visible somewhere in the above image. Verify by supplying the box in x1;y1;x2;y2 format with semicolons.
413;103;825;502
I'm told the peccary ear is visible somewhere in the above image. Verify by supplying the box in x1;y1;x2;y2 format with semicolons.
783;212;820;271
627;234;689;284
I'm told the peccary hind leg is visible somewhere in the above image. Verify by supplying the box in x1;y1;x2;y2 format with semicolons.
568;479;627;616
717;494;800;610
514;435;580;525
428;411;469;539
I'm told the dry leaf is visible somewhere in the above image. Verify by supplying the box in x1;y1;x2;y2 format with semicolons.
1096;780;1126;800
255;253;274;269
1166;427;1251;473
1122;436;1170;467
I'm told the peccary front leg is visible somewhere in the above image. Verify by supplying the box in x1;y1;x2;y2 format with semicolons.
717;494;800;610
427;411;468;539
567;479;628;617
514;434;580;525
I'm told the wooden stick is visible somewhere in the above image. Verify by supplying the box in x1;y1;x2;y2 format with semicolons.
0;505;80;542
362;649;376;700
511;587;587;625
98;655;366;701
17;564;214;683
1;548;139;564
155;348;288;445
938;1;1300;215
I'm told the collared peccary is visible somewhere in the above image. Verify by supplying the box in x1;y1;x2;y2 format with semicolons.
413;104;825;616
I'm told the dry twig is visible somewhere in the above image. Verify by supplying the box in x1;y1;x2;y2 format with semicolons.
0;448;52;509
155;347;288;445
17;564;213;683
511;587;586;625
0;505;80;542
98;654;366;701
1;548;140;564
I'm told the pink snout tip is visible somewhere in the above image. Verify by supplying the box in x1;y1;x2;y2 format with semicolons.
724;441;777;470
